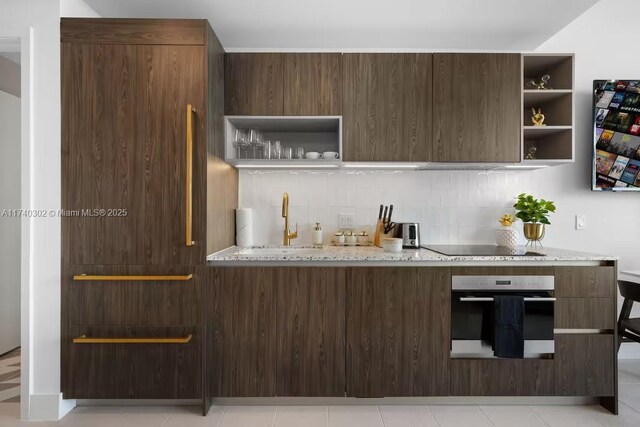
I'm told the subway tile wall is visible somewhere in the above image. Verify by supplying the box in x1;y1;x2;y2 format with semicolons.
238;170;537;246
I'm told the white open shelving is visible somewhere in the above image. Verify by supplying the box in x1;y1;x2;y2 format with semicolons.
224;116;342;169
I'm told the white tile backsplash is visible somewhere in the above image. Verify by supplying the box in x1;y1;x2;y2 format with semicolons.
238;169;534;246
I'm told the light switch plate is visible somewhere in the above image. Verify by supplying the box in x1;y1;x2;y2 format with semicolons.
575;214;586;230
339;213;355;229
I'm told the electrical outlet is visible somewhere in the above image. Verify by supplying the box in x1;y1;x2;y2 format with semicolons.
339;213;356;229
575;214;586;230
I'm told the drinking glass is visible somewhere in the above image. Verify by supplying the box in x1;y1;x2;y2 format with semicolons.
248;129;261;159
283;147;293;160
233;129;247;159
294;147;305;159
272;141;282;159
262;140;272;159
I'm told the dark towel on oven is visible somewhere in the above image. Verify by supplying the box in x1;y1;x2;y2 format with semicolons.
493;295;525;358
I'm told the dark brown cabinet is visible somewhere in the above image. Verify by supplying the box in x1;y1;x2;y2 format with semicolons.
61;19;236;410
342;53;433;162
208;267;346;397
346;267;450;396
432;53;521;162
554;334;615;396
224;53;284;115
451;359;554;396
555;266;616;297
62;42;206;266
283;53;342;115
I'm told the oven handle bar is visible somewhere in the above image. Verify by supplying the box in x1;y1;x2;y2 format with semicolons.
459;297;556;302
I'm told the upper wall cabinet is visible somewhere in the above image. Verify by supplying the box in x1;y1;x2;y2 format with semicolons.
432;53;521;163
283;53;342;115
342;53;433;162
225;53;284;115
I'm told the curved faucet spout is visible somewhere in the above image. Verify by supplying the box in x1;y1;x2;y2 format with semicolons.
282;192;298;246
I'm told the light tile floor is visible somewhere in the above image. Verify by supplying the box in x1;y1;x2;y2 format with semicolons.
2;360;640;426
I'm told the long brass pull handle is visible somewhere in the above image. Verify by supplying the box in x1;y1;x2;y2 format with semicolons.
186;104;195;246
73;274;193;281
73;335;192;344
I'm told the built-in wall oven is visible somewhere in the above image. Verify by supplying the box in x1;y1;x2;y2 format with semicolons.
451;275;555;359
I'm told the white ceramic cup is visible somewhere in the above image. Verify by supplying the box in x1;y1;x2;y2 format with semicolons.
382;237;403;253
306;152;321;160
322;151;339;159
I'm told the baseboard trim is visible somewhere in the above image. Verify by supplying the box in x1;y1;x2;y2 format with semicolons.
208;396;599;406
77;399;201;406
28;393;76;421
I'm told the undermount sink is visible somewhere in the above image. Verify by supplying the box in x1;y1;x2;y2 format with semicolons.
236;247;323;256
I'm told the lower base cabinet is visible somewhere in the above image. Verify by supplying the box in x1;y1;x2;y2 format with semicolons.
208;267;346;397
554;334;615;396
346;267;451;397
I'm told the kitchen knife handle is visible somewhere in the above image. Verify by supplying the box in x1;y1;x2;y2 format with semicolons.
186;105;195;246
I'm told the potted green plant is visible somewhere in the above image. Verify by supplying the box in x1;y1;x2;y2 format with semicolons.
513;193;556;245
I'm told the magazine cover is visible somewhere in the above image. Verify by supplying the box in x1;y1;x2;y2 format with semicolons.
614;181;629;188
596;91;615;109
610;91;626;109
604;81;617;91
629;116;640;135
608;155;630;179
620;159;640;184
608;132;640;158
596;173;616;189
620;92;640;113
626;81;640;94
602;111;634;132
595;109;609;126
596;150;617;174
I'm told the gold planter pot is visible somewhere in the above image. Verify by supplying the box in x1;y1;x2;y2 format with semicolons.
523;223;545;246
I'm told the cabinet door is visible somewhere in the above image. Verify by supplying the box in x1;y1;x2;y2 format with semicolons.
451;360;522;396
225;53;283;115
432;53;521;162
346;267;450;396
554;334;615;396
62;43;206;265
276;268;346;396
343;54;432;161
283;53;342;115
209;267;277;397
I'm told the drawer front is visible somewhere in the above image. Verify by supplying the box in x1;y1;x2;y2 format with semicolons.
63;325;200;399
67;265;200;326
555;298;615;330
554;334;615;396
555;267;615;297
451;359;522;396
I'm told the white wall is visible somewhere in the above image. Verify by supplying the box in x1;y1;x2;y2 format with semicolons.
0;89;21;356
0;0;97;421
239;169;537;246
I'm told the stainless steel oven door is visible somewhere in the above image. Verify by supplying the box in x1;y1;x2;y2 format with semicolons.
450;293;555;359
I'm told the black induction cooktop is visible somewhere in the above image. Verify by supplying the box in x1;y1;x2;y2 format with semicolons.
422;245;545;257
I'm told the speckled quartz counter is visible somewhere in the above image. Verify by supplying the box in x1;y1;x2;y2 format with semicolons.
207;245;616;267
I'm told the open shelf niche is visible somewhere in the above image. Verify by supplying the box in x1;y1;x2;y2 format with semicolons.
224;116;342;169
521;54;575;164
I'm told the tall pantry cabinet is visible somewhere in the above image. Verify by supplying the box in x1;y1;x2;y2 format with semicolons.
60;18;237;413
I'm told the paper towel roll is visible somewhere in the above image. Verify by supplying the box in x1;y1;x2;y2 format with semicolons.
236;208;253;247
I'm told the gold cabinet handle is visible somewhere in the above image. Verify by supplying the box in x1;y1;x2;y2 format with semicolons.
186;104;195;247
73;274;193;281
73;334;192;344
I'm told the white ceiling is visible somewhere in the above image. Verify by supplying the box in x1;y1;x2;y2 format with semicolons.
83;0;600;51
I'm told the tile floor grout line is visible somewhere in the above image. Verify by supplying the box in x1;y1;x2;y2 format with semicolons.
376;405;385;427
215;405;228;427
526;405;550;427
425;405;442;427
476;404;496;426
325;405;329;427
271;405;278;427
620;399;640;415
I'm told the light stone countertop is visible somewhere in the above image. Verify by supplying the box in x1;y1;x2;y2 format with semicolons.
207;245;617;267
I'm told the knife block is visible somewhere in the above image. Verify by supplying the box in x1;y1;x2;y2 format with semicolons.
373;220;384;247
